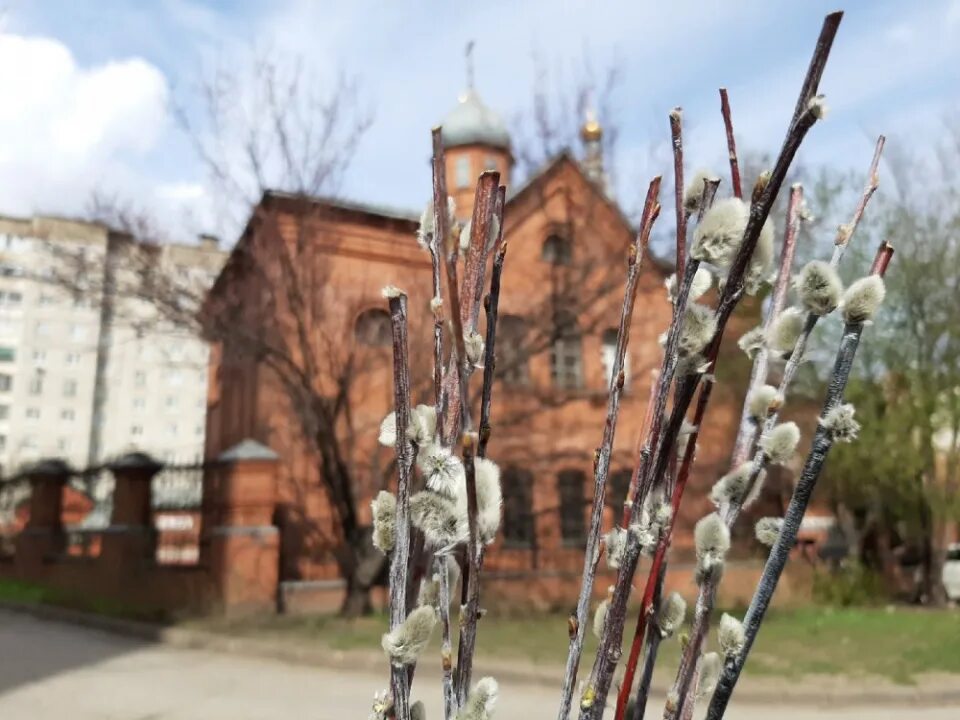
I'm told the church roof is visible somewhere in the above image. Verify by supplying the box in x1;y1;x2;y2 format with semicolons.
439;90;511;151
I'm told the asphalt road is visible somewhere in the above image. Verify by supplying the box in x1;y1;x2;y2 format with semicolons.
0;609;957;719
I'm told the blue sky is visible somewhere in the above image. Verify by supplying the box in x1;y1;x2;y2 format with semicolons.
2;0;958;242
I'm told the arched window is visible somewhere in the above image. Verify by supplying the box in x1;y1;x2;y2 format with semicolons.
607;469;632;514
558;468;587;544
502;466;535;546
542;234;572;265
455;156;471;189
354;308;392;347
496;314;529;386
601;327;629;389
551;310;582;390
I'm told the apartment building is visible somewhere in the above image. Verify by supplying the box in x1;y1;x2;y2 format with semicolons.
0;214;226;476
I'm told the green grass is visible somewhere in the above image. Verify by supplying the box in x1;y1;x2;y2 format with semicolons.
194;604;960;684
0;577;166;622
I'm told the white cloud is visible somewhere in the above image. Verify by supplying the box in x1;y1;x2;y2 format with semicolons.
0;31;169;218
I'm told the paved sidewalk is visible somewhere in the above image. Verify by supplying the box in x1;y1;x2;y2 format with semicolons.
1;607;958;718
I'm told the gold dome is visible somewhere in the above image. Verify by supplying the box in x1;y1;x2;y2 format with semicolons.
581;116;603;142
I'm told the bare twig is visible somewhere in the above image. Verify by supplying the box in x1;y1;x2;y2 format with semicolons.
478;187;508;459
386;290;414;720
670;109;686;275
719;88;742;200
431;128;453;436
437;556;456;719
454;432;482;706
556;177;662;720
706;243;894;720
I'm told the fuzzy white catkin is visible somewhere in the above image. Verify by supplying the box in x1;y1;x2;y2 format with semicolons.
748;385;780;420
676;420;698;460
418;196;456;248
457;677;499;720
378;412;397;446
472;457;503;544
592;599;610;639
841;276;886;323
409;491;466;548
678;303;717;357
761;422;801;465
755;516;783;547
718;613;746;657
820;403;860;443
460;216;501;254
659;591;687;637
665;267;713;304
603;526;628;569
381;605;437;666
767;307;806;355
697;652;722;697
464;331;485;366
371;491;397;554
683;169;718;215
796;260;843;315
744;216;776;295
694;513;731;563
691;198;748;268
378;405;437;447
381;285;404;299
710;462;766;508
737;325;766;359
418;575;440;607
417;445;466;499
410;701;427;720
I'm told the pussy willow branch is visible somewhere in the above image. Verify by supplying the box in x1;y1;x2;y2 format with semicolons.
387;291;413;720
584;14;844;714
478;186;507;459
617;377;712;720
630;559;667;720
670;108;686;275
431;128;452;435
673;136;884;718
454;432;481;706
731;183;803;465
706;242;894;720
719;88;742;200
556;177;662;720
613;173;718;720
437;556;456;720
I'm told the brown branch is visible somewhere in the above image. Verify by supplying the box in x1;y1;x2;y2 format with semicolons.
670;108;686;274
719;88;742;200
557;176;662;720
454;432;482;706
478;187;508;459
386;290;414;720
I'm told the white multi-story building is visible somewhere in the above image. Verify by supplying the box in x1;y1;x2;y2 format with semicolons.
0;214;226;475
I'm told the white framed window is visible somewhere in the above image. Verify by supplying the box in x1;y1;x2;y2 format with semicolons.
32;350;46;365
133;397;146;410
167;370;183;386
0;404;8;420
167;422;178;436
165;395;178;409
131;424;143;437
28;376;41;395
35;321;52;337
0;434;6;451
22;435;37;449
38;292;56;306
57;437;70;452
134;370;147;387
0;346;14;362
63;379;77;397
65;352;80;365
0;374;11;392
61;409;75;421
455;156;471;189
25;407;40;420
70;324;85;341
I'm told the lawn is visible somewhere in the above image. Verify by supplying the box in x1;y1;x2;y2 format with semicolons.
4;576;958;683
194;604;960;684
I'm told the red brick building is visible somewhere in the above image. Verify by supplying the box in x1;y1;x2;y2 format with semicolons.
203;89;752;610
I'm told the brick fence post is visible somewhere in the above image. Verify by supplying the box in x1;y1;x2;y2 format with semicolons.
15;459;72;571
205;439;279;614
102;452;163;569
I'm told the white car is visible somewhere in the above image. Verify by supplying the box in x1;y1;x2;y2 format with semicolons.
943;543;960;602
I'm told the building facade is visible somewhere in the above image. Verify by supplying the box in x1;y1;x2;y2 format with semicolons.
0;215;226;475
204;88;756;609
